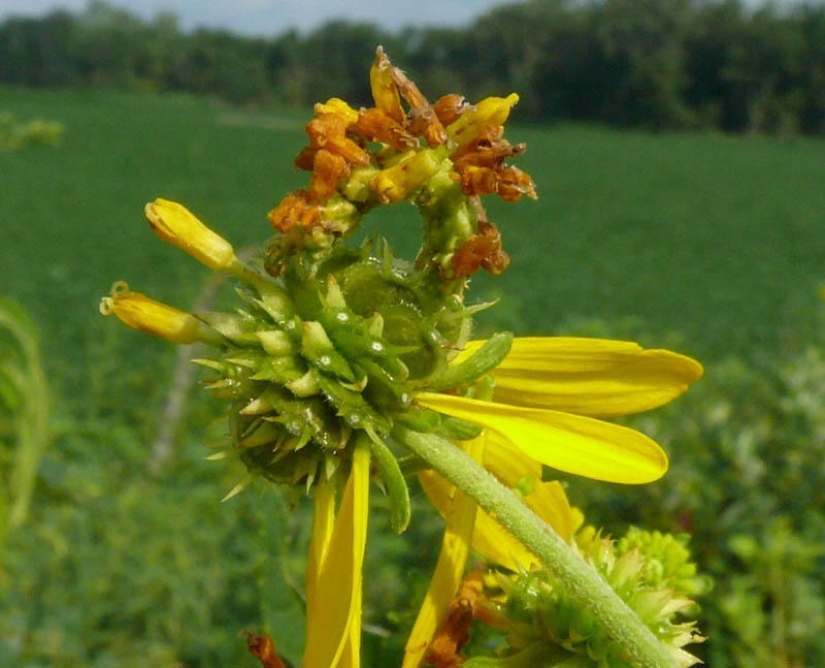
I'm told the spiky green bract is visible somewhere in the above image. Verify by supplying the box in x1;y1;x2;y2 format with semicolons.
196;237;511;525
480;527;707;668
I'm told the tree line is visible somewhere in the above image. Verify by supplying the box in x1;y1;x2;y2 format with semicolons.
2;0;825;135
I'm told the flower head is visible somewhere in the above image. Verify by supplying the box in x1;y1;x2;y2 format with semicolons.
479;526;708;667
101;47;703;668
263;46;535;288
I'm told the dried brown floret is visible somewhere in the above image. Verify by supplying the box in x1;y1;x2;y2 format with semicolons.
389;62;447;147
432;94;468;127
354;107;418;152
268;192;322;233
451;221;509;279
305;113;370;167
424;571;485;668
307;149;350;202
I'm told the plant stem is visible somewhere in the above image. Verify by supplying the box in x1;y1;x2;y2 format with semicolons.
396;426;678;668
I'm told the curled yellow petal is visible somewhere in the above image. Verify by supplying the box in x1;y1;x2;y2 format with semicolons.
99;281;209;344
447;93;519;145
460;336;703;417
416;392;668;484
370;47;404;123
302;442;370;668
145;198;237;271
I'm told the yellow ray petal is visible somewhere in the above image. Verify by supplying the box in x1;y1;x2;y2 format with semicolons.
416;393;668;484
302;443;370;668
472;479;574;572
305;475;336;628
403;437;484;668
99;281;209;344
460;337;703;418
481;432;542;486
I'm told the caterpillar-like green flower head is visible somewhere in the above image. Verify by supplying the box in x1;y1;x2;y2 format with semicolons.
473;526;709;667
194;238;498;496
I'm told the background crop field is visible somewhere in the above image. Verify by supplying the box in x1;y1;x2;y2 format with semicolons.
3;87;825;410
3;88;825;666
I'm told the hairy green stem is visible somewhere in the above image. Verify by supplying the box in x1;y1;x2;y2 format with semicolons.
396;426;678;668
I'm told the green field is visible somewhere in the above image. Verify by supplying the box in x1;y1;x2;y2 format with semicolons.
3;87;825;404
3;88;825;666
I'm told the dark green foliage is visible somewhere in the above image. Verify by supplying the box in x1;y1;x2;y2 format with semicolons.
3;0;825;134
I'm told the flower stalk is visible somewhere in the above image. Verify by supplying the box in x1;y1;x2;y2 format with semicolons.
396;426;680;668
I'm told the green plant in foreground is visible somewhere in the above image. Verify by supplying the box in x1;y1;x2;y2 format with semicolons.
100;48;704;667
0;299;50;551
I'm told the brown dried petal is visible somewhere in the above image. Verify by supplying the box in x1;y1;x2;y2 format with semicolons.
408;106;448;147
354;107;418;151
294;145;317;171
450;126;525;166
497;166;538;201
451;221;509;279
389;63;447;146
308;149;350;202
268;192;322;233
433;94;468;127
305;114;370;166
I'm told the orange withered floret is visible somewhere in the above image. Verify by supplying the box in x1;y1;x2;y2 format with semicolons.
307;149;350;202
452;220;509;279
432;94;468;127
424;570;485;668
354;107;418;152
268;192;322;233
243;631;288;668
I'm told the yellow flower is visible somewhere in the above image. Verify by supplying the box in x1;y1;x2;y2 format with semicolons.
403;335;702;666
145;198;238;271
99;281;220;345
419;336;702;483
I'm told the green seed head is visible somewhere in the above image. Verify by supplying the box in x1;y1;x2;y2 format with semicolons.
196;240;500;499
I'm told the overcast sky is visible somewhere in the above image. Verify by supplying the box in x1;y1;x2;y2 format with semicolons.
0;0;522;35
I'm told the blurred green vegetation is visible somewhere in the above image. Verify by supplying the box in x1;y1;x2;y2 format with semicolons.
3;0;825;134
0;112;63;151
1;88;824;665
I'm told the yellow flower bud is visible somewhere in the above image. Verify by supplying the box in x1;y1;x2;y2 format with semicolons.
99;281;208;344
145;198;237;271
447;93;520;145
